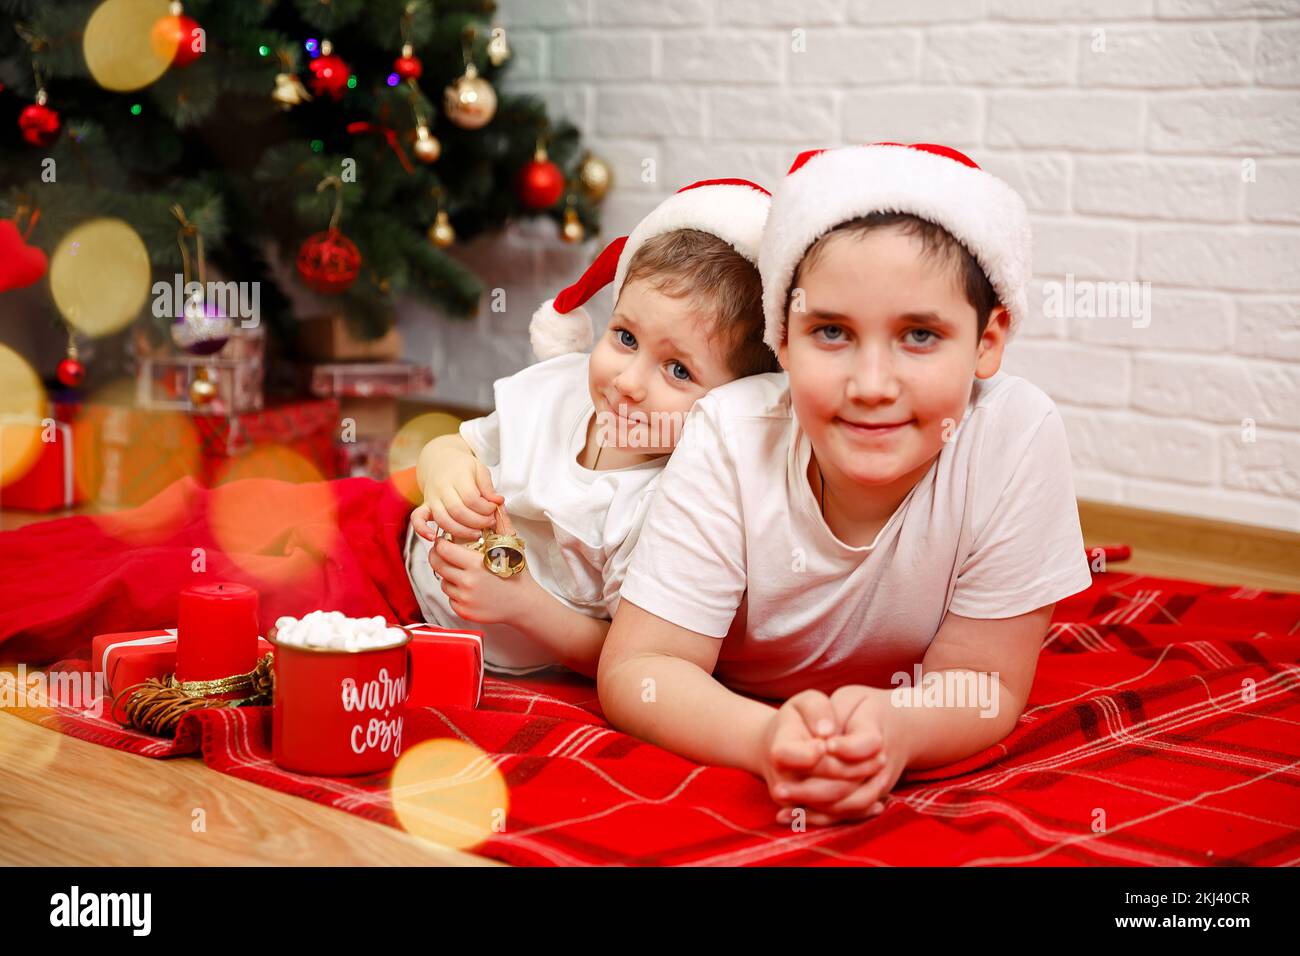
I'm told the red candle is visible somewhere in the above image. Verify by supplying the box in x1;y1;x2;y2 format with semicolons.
176;583;259;683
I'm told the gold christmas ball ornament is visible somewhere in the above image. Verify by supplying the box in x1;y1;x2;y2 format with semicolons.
486;27;511;67
561;206;585;244
412;124;441;163
189;368;217;406
428;209;455;248
578;153;613;203
272;71;312;110
443;62;496;129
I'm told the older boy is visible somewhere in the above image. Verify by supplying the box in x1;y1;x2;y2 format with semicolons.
598;144;1092;825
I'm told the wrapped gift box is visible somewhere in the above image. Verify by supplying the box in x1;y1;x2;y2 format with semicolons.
189;399;341;466
0;416;87;512
404;624;483;709
136;354;264;415
298;315;402;361
338;396;399;439
309;362;434;399
81;398;341;507
309;362;433;442
92;628;274;696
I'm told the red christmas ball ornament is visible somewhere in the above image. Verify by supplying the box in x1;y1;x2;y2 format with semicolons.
309;40;351;101
297;229;361;294
151;8;204;68
57;356;86;389
19;94;60;147
394;44;422;81
518;146;565;210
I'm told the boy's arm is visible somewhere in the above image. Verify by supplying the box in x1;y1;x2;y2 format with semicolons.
876;602;1055;770
509;579;610;679
597;599;778;775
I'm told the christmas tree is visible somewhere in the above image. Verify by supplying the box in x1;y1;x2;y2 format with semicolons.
0;0;604;351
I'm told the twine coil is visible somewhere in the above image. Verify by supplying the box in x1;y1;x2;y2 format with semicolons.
112;653;274;738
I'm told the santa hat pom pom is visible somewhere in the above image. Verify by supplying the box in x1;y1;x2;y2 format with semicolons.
530;297;594;361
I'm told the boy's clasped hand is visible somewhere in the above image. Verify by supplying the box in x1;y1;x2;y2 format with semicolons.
762;686;908;826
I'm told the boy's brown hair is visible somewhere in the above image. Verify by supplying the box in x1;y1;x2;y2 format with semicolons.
790;212;1000;341
621;228;780;378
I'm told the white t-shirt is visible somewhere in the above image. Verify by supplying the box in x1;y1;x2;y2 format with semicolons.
619;369;1093;701
405;352;664;674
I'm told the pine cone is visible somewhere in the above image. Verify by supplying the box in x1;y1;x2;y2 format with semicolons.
249;653;274;703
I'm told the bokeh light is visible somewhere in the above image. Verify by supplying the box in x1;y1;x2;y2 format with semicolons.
390;739;508;851
82;378;202;545
83;0;173;92
207;446;338;585
49;219;151;338
0;345;47;487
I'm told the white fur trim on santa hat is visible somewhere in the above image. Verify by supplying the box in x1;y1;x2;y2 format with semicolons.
530;298;594;361
758;145;1032;353
612;182;770;303
529;181;771;363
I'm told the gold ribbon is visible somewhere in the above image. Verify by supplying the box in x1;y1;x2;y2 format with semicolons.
165;663;258;699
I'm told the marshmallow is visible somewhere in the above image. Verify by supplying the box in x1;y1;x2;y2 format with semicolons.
272;611;408;651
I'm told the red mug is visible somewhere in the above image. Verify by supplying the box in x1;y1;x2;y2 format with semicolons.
268;627;411;776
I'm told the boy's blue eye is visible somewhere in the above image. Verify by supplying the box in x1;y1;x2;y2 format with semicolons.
615;328;637;349
906;328;938;346
668;361;692;382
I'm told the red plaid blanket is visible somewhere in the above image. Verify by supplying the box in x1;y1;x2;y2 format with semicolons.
7;569;1298;866
3;476;1298;865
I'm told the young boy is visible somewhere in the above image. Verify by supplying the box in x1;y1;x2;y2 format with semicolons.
598;144;1093;826
405;179;779;679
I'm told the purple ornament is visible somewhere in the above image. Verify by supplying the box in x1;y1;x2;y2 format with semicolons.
171;294;233;355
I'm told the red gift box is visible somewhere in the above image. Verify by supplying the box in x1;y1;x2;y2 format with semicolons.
404;624;483;709
0;417;86;512
92;628;273;696
81;399;341;507
309;362;434;399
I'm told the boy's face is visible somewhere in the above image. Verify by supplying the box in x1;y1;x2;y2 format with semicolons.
589;277;737;454
777;226;1009;496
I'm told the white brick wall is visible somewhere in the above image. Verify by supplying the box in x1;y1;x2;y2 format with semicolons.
403;0;1300;533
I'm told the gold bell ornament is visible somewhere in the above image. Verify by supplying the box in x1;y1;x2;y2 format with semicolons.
428;209;455;248
271;51;312;110
560;200;585;244
271;72;311;110
467;506;527;579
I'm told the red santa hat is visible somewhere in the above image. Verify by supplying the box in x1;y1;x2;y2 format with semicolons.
759;142;1032;352
529;178;771;361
